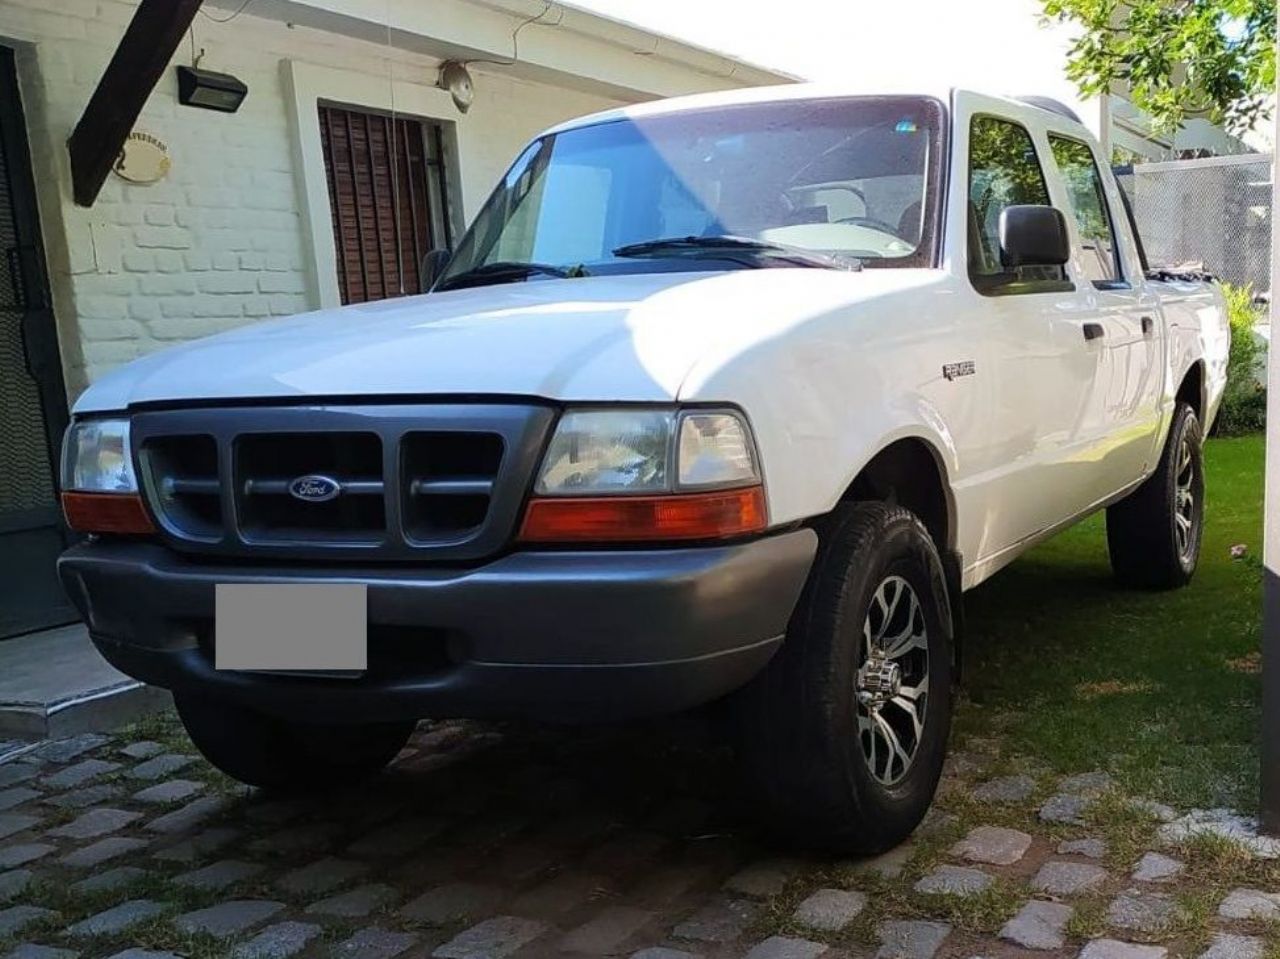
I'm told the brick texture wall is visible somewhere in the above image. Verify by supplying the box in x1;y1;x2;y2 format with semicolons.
0;0;625;397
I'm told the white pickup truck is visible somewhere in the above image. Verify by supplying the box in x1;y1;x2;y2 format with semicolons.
58;85;1228;853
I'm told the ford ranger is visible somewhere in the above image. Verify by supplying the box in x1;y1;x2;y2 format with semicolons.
57;86;1229;852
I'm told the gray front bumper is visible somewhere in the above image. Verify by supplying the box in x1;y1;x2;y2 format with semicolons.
58;530;817;723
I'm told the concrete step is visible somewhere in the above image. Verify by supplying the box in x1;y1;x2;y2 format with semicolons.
0;623;170;742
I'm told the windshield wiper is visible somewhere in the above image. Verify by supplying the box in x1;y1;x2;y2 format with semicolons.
436;260;589;291
612;235;860;270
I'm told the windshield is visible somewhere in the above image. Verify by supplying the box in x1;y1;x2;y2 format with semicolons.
438;96;945;289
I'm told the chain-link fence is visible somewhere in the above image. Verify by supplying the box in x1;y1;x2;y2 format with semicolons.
1114;153;1273;295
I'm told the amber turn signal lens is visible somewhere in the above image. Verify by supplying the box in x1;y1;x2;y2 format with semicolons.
518;486;766;544
61;492;157;535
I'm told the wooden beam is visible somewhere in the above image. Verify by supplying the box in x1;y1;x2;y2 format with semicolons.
68;0;204;207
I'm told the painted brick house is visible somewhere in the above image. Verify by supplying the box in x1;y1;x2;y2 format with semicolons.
0;0;788;639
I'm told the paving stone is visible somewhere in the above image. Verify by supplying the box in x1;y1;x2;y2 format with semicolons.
119;741;165;760
561;906;652;954
0;905;56;936
151;826;241;862
102;952;179;959
1107;892;1177;932
1218;888;1280;920
1001;900;1072;949
230;921;322;959
0;766;37;789
60;836;148;868
1129;799;1177;822
401;882;503;924
174;859;263;891
916;809;959;836
1060;838;1108;859
952;825;1033;865
72;866;147;895
1199;934;1265;959
972;775;1036;803
852;843;913;878
43;759;120;790
0;844;51;869
247;821;338;854
0;788;39;812
914;865;993;897
332;928;417;959
346;817;445;859
43;785;123;810
4;944;78;959
132;780;204;805
793;888;866;932
1159;810;1280;859
512;872;611;916
434;916;548;958
1079;940;1168;959
724;861;796;899
174;900;285;938
66;900;165;938
1131;852;1183;883
128;754;195;781
304;882;398;918
145;796;226;834
743;937;828;959
0;814;39;840
0;869;32;901
876;920;951;959
673;899;759;944
1033;861;1109;895
31;734;107;764
630;950;699;959
1041;794;1092;825
47;807;139;839
1060;771;1114;796
276;856;367;896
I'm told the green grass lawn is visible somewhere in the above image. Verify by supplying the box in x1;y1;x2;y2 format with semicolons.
957;434;1265;812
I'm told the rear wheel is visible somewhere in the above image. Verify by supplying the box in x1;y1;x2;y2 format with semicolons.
1106;401;1204;589
732;502;954;855
175;693;415;792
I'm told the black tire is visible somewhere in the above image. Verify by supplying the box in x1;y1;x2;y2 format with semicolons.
1106;401;1204;589
732;502;954;855
174;693;415;792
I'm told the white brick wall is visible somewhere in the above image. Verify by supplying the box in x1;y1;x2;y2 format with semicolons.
0;0;630;398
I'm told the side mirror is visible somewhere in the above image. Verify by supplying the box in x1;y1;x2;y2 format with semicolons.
999;205;1070;269
420;249;452;291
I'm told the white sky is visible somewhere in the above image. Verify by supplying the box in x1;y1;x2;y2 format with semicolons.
570;0;1083;108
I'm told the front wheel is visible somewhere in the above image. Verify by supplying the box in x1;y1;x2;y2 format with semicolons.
731;502;954;855
175;693;415;792
1106;401;1204;589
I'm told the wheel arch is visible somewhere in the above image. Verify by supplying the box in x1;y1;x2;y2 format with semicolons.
1176;359;1206;424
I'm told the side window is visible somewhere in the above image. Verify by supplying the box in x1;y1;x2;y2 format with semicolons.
968;116;1064;290
1048;135;1122;285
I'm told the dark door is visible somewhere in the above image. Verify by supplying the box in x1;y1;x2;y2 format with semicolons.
318;104;452;305
0;45;73;639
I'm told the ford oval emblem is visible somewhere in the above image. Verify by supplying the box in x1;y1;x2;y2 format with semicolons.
288;474;342;503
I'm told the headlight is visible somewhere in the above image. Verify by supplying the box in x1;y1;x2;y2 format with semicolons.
62;419;138;493
533;409;760;495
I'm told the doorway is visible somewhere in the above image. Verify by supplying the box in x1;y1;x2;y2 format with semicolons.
0;45;73;639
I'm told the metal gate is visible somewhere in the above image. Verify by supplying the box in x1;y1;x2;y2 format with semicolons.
0;45;74;639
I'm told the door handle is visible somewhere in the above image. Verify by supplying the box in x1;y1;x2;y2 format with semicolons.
1141;315;1155;336
1083;322;1105;342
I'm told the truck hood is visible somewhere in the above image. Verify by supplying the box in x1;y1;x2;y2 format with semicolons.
74;268;938;413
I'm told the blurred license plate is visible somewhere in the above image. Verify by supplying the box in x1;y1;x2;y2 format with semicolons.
215;584;366;674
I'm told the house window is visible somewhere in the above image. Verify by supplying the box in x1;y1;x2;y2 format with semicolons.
318;105;451;305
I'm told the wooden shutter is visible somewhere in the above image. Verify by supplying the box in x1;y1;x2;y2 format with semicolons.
318;105;442;305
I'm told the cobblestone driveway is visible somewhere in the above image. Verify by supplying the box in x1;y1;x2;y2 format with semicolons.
1;717;1278;959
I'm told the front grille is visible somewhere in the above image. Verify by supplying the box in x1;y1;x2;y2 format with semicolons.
132;404;554;562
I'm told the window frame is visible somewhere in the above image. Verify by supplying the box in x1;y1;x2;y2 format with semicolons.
966;112;1075;298
1046;131;1128;291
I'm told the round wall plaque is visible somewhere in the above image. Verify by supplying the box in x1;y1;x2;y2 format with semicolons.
113;132;171;185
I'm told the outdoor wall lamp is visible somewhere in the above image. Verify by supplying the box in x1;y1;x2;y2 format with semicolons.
176;65;248;113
